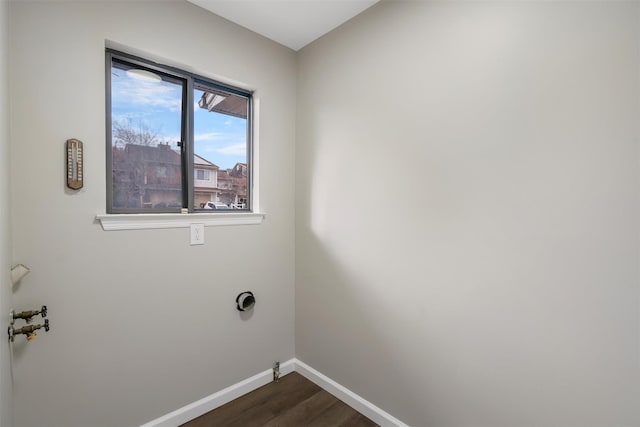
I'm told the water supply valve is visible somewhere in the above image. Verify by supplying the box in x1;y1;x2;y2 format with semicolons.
10;305;47;325
9;319;50;342
8;305;50;342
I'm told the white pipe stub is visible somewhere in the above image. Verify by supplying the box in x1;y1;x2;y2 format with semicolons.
10;264;30;285
236;291;255;311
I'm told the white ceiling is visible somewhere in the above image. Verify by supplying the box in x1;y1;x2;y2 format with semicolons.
187;0;380;51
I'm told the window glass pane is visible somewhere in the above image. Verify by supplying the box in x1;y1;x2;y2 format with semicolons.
193;84;249;210
110;59;184;210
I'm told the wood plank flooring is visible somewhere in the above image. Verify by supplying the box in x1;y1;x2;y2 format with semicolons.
181;372;379;427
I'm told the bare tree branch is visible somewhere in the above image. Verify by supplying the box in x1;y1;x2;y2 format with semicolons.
113;118;160;147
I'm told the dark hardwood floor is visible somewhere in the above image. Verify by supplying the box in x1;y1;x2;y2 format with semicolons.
181;372;379;427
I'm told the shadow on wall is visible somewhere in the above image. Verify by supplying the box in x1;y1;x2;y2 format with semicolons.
294;109;435;424
296;227;425;423
296;220;537;426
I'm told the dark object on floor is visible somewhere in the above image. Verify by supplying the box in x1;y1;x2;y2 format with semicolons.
181;372;379;427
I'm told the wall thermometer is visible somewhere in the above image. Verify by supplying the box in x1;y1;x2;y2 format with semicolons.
66;138;83;190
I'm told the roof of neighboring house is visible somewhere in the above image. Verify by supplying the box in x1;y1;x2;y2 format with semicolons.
230;162;247;177
124;143;180;163
121;145;221;172
194;153;219;169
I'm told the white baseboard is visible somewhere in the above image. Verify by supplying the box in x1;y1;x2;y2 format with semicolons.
140;359;295;427
294;359;408;427
140;358;407;427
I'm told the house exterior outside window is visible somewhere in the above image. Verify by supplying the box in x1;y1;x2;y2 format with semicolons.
106;49;253;213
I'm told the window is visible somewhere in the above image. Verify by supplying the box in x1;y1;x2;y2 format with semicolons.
195;169;210;181
106;50;252;214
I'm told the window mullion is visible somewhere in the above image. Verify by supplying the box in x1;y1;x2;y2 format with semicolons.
184;78;195;211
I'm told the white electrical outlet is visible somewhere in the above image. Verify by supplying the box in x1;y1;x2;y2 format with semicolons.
190;223;205;245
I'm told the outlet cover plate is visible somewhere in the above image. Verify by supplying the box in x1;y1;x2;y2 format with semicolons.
190;223;205;245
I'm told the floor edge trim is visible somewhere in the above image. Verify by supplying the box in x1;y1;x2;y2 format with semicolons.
140;358;407;427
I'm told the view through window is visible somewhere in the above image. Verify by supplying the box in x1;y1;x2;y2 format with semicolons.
107;51;251;213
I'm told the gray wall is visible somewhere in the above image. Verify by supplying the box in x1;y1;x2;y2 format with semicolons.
296;1;640;426
0;0;14;426
7;1;640;426
8;1;296;426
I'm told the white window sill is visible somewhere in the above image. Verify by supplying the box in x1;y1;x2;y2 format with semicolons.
96;212;265;231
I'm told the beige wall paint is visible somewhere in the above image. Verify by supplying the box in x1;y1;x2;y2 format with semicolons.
296;1;640;426
8;1;295;426
0;0;14;426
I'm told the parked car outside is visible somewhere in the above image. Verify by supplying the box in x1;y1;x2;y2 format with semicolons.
203;201;230;210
